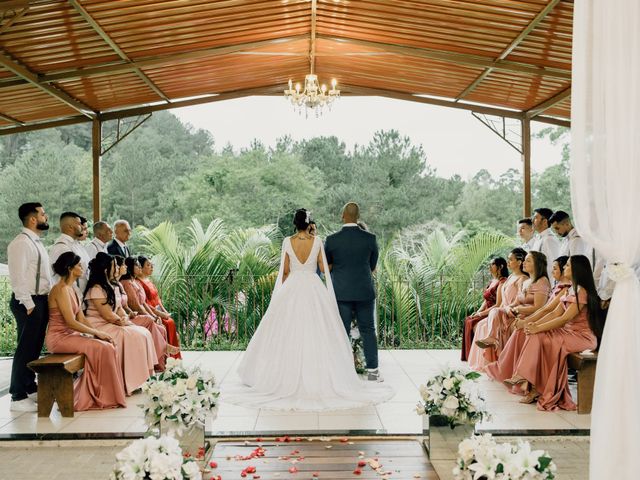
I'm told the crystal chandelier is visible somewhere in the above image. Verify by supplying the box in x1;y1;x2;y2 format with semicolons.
284;74;340;117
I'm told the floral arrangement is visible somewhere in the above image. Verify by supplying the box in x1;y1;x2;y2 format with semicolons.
416;367;488;428
141;358;219;435
453;433;556;480
110;435;202;480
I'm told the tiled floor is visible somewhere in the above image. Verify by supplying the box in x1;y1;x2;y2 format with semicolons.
0;349;590;438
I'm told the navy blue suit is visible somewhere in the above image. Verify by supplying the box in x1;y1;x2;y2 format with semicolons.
325;225;379;369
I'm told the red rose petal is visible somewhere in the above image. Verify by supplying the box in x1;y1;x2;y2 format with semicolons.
353;468;362;475
209;461;218;468
357;461;367;467
289;467;298;474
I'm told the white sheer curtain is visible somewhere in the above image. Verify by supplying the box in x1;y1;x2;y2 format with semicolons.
571;2;640;478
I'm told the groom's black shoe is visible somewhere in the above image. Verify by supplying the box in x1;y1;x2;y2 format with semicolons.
367;369;384;382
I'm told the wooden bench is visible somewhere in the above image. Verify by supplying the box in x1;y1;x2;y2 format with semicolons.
28;353;85;418
568;351;597;415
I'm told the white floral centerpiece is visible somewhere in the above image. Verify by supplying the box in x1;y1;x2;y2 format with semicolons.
110;435;202;480
417;367;488;428
454;433;556;480
141;358;219;436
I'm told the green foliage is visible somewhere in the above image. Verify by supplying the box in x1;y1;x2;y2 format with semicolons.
139;219;280;347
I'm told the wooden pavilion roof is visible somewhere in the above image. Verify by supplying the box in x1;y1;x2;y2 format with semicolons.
0;0;572;135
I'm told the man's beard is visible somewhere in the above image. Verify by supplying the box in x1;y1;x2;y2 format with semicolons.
36;221;49;231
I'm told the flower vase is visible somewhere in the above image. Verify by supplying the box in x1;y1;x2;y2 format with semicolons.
160;420;210;464
423;414;475;461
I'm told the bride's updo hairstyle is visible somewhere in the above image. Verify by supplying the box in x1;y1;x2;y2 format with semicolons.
293;208;312;231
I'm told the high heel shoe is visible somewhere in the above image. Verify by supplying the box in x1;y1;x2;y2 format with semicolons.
475;337;497;349
503;375;527;387
519;390;540;404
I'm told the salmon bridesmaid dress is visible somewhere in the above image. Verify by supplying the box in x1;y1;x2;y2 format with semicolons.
467;274;522;370
138;277;182;359
84;285;155;395
512;287;597;411
478;276;550;366
119;279;168;371
485;281;572;386
46;288;126;410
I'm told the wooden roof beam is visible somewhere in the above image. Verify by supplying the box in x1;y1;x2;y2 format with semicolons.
0;85;284;135
68;0;170;102
310;0;317;74
525;86;571;119
456;0;563;100
317;35;571;80
341;84;524;119
0;111;24;125
0;51;95;118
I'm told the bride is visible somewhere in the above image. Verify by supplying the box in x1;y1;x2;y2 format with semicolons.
223;209;394;411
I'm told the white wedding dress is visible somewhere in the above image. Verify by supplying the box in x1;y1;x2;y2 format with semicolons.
222;235;394;411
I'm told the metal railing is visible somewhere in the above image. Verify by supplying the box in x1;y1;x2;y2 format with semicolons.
0;274;487;353
158;274;486;350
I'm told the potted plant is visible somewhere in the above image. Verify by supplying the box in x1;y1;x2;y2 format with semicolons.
140;358;219;461
416;367;488;460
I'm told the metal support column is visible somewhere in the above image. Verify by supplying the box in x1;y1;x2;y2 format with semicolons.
92;118;101;222
521;117;532;217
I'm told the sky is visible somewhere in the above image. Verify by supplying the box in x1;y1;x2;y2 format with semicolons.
173;96;566;179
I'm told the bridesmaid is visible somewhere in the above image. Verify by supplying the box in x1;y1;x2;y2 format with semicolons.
503;255;604;410
84;252;155;395
475;251;550;359
47;252;126;410
485;256;571;385
113;255;170;371
467;248;528;370
136;256;182;359
461;257;508;361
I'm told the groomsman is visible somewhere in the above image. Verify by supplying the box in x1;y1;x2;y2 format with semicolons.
85;221;113;260
107;219;132;257
517;218;536;251
531;207;561;279
7;202;52;412
49;212;91;292
549;210;593;260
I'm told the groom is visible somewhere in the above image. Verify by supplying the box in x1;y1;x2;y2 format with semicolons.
325;202;382;381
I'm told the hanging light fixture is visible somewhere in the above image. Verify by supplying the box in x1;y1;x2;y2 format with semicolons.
284;74;340;117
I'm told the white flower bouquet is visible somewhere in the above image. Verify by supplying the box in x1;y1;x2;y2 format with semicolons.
141;358;219;435
453;434;556;480
417;368;488;428
110;435;202;480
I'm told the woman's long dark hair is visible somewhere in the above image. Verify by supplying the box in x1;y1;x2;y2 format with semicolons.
52;251;81;278
491;257;508;278
121;256;138;281
111;255;126;295
527;250;549;283
570;255;605;346
84;252;116;310
554;255;569;275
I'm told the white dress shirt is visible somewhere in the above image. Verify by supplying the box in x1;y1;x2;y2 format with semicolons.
561;228;593;260
7;228;52;310
530;228;561;279
49;233;91;292
85;237;107;261
520;236;536;252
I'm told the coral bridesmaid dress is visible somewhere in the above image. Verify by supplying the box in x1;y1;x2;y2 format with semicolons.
46;288;126;410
